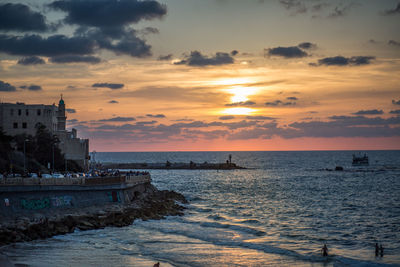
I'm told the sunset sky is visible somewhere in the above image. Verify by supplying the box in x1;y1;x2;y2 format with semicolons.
1;0;400;151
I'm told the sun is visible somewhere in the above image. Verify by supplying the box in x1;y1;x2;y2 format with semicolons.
226;86;258;103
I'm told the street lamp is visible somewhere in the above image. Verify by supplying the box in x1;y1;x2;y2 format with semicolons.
52;143;55;174
23;139;29;175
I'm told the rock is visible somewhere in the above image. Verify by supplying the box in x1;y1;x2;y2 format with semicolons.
0;188;187;246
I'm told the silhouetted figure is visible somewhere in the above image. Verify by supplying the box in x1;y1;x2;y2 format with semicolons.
322;244;328;256
153;262;160;267
380;244;384;257
375;243;379;257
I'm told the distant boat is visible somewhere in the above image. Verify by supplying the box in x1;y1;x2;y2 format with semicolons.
352;153;369;166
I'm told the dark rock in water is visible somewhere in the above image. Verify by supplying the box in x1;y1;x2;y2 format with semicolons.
335;166;344;171
0;187;187;246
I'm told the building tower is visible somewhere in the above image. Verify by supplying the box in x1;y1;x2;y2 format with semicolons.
57;94;67;131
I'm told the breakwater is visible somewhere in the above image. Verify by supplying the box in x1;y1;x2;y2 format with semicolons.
103;161;246;170
0;175;187;246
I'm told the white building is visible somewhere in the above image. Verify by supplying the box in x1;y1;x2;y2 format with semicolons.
0;96;89;169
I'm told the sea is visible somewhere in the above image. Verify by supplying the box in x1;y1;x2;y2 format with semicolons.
2;151;400;267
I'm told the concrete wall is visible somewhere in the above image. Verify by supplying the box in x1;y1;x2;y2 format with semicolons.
0;180;152;216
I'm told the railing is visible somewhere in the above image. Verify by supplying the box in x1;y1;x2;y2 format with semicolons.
0;174;151;186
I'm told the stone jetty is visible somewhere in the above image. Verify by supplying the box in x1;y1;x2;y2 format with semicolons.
103;161;245;170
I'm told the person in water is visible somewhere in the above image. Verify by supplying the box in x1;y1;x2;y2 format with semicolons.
375;243;380;257
322;244;329;256
380;244;384;257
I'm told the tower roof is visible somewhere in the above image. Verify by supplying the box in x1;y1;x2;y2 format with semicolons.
59;94;64;105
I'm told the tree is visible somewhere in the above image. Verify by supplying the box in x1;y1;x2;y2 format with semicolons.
0;128;13;160
33;123;65;171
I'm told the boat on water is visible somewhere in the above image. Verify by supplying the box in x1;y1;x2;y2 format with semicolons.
352;153;369;166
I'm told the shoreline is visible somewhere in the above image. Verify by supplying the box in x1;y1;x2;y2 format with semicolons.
0;184;187;247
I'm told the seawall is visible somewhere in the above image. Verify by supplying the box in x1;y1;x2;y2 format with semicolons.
0;175;187;246
0;175;151;215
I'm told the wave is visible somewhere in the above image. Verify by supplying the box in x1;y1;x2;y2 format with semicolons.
199;221;266;236
134;218;397;266
207;214;226;221
239;219;261;225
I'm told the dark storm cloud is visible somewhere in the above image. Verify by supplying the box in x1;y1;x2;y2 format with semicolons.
49;0;167;28
383;2;400;15
0;0;164;60
388;40;400;47
265;100;296;106
158;54;173;61
31;85;41;91
136;121;157;126
99;116;135;122
390;110;400;114
66;108;76;113
17;56;45;65
80;27;152;58
286;115;400;138
353;109;383;115
393;99;400;105
312;56;375;66
0;3;51;32
21;84;42;91
328;4;354;18
225;101;256;107
108;100;119;104
219;115;235;120
266;46;308;58
139;27;159;35
0;80;16;92
146;114;166;118
174;51;235;66
0;34;96;57
50;55;101;64
279;0;307;14
92;83;124;89
298;42;316;49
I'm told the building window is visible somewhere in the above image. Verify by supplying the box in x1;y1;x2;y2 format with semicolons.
10;109;14;116
22;122;27;129
37;109;41;116
13;122;18;128
18;109;22;116
26;109;29;116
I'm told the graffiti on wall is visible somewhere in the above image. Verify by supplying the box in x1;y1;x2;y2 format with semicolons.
21;198;50;210
51;196;73;207
107;191;120;202
20;195;73;210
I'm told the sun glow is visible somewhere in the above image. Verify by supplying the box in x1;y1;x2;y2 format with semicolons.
226;86;259;103
222;107;256;115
